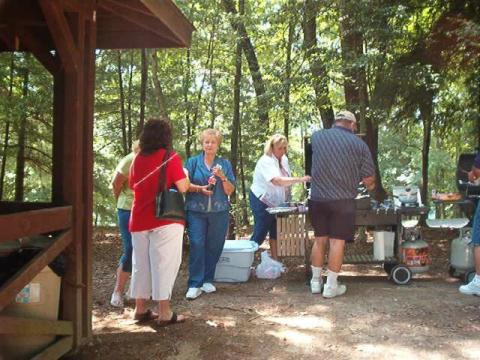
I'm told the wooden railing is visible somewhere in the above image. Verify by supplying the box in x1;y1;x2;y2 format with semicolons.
0;205;73;359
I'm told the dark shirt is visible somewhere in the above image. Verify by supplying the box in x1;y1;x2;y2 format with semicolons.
474;153;480;169
310;126;375;200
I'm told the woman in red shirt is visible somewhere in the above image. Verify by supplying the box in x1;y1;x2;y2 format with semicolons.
129;118;189;326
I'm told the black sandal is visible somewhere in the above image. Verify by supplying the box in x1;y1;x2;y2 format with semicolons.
156;312;186;327
134;309;158;323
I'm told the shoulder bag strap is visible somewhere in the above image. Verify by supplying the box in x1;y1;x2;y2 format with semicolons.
157;150;170;193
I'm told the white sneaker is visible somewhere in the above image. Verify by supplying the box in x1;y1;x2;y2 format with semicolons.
110;292;124;307
322;284;347;298
459;278;480;296
186;287;202;300
201;282;216;293
310;279;323;294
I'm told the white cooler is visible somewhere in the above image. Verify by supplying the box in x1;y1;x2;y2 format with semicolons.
214;240;258;282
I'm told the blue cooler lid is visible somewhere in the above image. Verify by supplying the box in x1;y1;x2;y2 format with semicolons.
222;240;258;252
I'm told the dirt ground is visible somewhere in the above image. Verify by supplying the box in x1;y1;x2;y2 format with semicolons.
73;228;480;360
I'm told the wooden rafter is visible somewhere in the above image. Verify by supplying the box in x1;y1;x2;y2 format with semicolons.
0;230;72;311
140;0;193;47
0;206;72;243
59;0;95;14
17;27;60;75
0;316;73;335
98;0;171;42
38;0;79;72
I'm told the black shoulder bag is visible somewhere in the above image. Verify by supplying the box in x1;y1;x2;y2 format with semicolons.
155;151;186;220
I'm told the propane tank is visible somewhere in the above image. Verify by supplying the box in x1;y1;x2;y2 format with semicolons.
402;233;430;273
450;227;475;271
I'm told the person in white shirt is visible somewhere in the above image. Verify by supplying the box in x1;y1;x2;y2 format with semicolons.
249;134;311;259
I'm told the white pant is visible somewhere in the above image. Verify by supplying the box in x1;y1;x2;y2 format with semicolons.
129;223;183;301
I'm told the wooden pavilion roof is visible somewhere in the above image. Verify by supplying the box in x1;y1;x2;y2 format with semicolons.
0;0;194;51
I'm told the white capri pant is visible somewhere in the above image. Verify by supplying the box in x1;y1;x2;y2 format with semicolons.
129;223;184;301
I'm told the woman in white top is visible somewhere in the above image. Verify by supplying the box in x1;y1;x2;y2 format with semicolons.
249;134;311;259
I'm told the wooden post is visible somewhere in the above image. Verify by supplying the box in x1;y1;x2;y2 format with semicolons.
81;10;96;338
48;4;86;347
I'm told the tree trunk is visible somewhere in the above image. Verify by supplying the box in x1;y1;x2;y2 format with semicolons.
303;0;335;128
338;0;387;200
238;118;249;226
190;22;216;153
150;50;169;118
338;0;361;119
127;50;134;150
184;49;192;158
222;0;269;125
15;58;29;201
210;78;217;129
229;0;244;238
138;48;148;136
209;20;217;128
0;53;14;200
419;88;434;206
117;51;128;156
284;0;296;138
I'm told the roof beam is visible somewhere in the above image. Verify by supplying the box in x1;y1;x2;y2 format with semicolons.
99;0;172;41
140;0;193;47
38;0;80;72
17;27;61;75
59;0;95;14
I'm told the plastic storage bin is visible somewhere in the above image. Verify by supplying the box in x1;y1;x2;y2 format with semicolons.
0;265;61;360
214;240;258;282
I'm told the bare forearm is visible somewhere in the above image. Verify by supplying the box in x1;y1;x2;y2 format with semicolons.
188;183;204;193
221;179;235;196
271;176;310;187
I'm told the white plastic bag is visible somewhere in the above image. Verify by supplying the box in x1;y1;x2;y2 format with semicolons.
255;251;286;279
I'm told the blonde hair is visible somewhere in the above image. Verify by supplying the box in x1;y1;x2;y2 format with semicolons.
264;134;288;156
200;128;222;146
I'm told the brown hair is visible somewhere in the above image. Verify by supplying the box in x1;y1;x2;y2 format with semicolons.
139;117;173;155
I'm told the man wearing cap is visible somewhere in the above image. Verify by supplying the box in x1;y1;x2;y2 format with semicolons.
309;110;376;298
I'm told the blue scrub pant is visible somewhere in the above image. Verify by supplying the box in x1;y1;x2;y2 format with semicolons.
187;210;229;287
